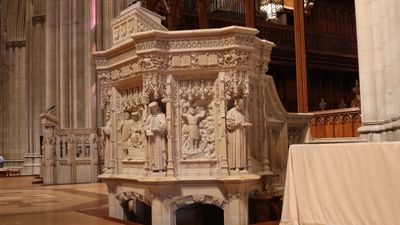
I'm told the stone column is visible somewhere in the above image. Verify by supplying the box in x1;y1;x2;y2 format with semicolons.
223;182;254;225
0;0;29;169
218;72;229;175
45;0;57;117
59;0;71;128
385;0;400;124
0;1;4;157
225;193;248;225
106;183;124;219
165;75;175;177
355;0;400;141
110;87;118;172
24;0;46;175
150;192;173;225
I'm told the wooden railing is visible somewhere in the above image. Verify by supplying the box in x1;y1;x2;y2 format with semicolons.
310;108;361;138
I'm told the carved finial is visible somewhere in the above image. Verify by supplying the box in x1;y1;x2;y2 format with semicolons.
351;80;361;108
47;105;56;114
319;98;327;110
338;98;347;109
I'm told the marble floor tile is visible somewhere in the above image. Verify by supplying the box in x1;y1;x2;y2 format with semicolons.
0;176;123;225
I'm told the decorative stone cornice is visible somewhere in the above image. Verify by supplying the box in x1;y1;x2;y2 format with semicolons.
94;26;275;86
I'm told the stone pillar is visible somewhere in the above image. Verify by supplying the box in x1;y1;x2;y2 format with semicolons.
24;0;46;175
45;0;57;116
224;182;253;225
59;0;71;129
110;87;118;172
165;75;175;177
0;0;29;169
225;193;248;225
355;0;400;141
218;72;229;175
107;184;124;219
151;194;173;225
0;1;4;158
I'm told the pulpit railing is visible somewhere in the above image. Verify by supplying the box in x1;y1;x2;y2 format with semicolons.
310;107;361;138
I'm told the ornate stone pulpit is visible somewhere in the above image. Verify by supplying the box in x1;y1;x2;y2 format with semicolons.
94;2;310;225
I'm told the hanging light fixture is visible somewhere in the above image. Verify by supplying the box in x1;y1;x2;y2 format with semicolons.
304;0;315;14
260;0;284;21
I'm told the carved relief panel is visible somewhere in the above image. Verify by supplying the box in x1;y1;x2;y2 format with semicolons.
117;87;146;161
176;79;217;160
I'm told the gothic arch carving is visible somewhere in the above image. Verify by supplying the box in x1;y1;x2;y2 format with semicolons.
116;191;151;205
171;194;227;211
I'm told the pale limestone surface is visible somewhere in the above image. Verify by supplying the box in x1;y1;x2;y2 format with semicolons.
41;113;100;184
355;0;400;141
0;0;128;175
94;2;310;225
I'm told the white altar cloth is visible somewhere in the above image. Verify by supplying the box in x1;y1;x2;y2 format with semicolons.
280;142;400;225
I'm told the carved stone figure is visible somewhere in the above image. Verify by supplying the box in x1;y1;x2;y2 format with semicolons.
127;111;144;159
226;99;251;171
102;112;112;171
44;128;56;165
181;105;206;149
351;79;361;108
90;134;98;161
118;111;134;157
145;101;167;172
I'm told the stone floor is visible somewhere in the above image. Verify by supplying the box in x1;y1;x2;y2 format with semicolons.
0;176;126;225
0;176;279;225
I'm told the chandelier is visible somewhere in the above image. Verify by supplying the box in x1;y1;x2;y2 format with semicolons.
304;0;315;14
260;0;315;21
260;0;284;21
